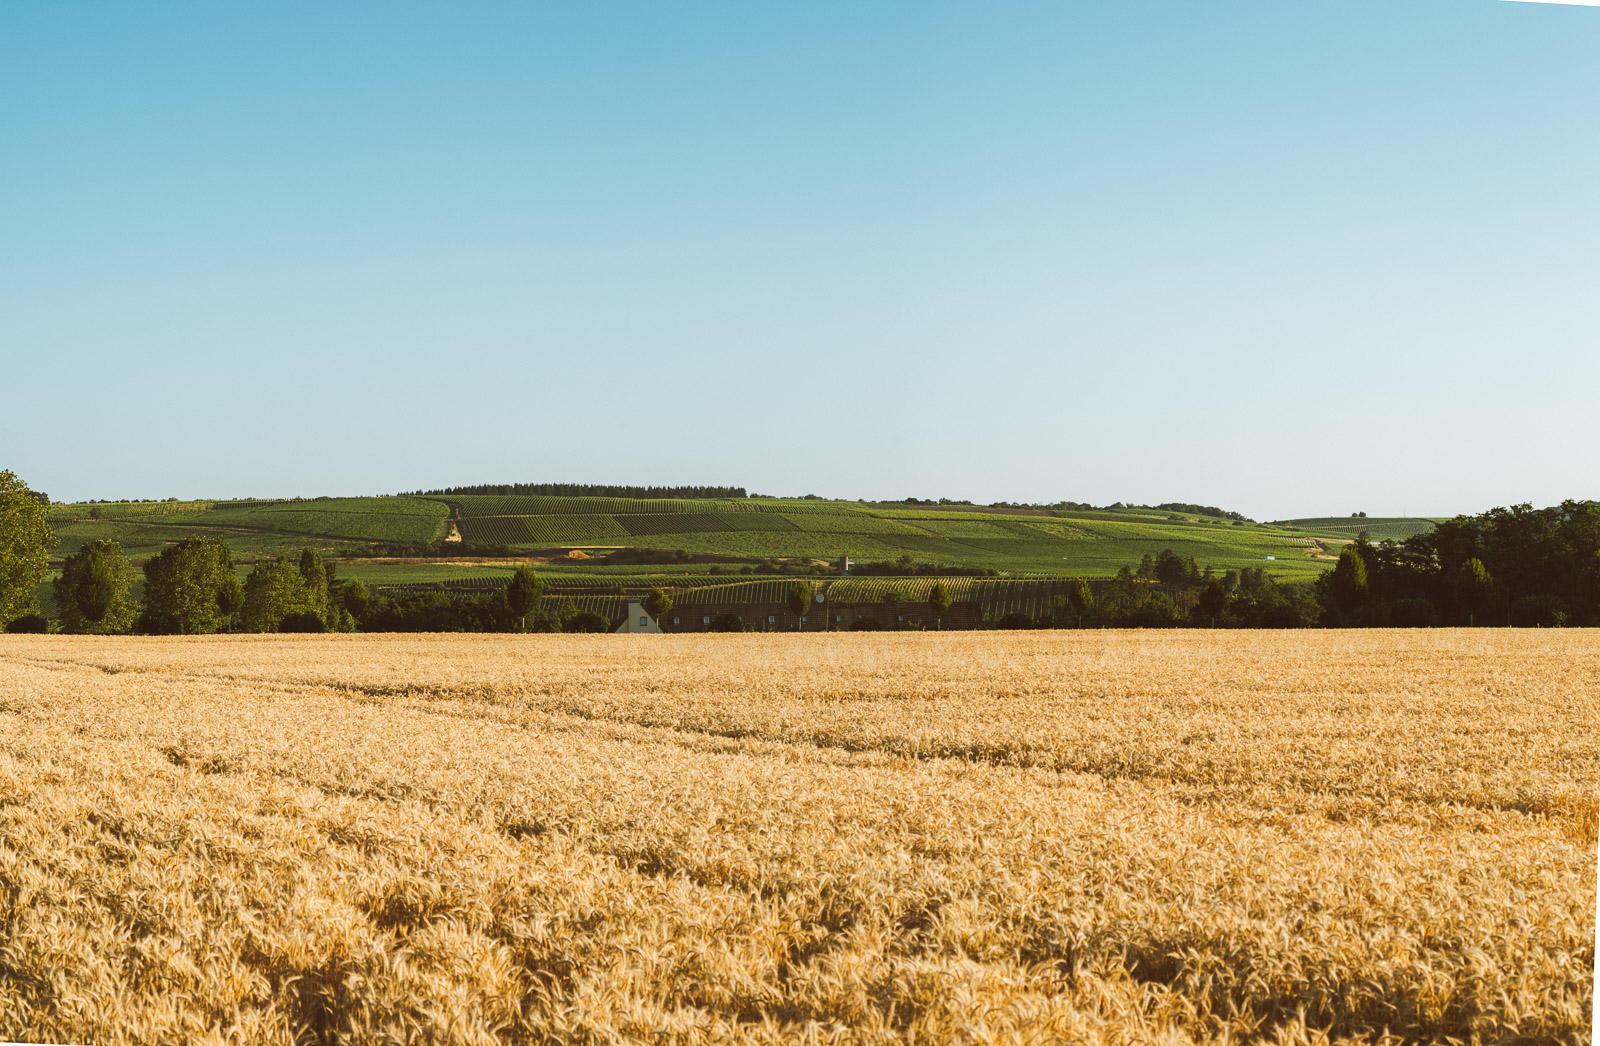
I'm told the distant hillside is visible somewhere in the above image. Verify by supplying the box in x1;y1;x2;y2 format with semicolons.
43;494;1339;581
1278;517;1440;544
44;497;448;562
405;483;747;499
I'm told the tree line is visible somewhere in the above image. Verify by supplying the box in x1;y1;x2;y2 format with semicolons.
30;533;619;636
981;500;1600;629
895;497;1252;520
977;557;1319;630
1316;500;1600;627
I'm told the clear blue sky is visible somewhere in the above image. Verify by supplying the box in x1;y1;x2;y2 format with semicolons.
3;1;1595;520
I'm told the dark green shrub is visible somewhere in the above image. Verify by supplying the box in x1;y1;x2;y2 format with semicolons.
1391;597;1438;628
1255;603;1309;628
4;614;48;634
133;610;180;635
849;616;882;631
278;611;327;633
709;613;743;632
993;613;1033;630
1510;595;1568;628
565;611;613;634
1346;601;1393;628
1120;604;1179;628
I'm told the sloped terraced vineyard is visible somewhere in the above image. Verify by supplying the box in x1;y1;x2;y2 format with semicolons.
0;632;1593;1045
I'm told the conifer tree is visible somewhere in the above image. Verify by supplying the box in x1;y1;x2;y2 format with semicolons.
1328;545;1369;616
55;540;137;634
928;581;951;630
787;580;813;631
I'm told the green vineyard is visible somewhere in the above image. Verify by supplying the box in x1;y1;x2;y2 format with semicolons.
615;514;800;537
459;515;630;546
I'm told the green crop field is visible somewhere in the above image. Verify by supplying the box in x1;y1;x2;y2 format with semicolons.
337;563;522;588
611;511;787;537
771;512;926;535
459;514;631;546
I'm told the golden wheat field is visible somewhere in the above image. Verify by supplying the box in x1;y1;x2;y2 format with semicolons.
0;631;1594;1046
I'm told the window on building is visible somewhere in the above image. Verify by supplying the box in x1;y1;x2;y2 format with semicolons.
702;616;711;625
639;617;647;626
767;616;775;623
673;617;679;625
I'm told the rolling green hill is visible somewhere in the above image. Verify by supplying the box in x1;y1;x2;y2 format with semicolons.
45;497;448;561
39;494;1351;582
1278;517;1441;544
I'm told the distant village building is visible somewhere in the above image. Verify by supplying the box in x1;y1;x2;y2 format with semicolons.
613;598;662;634
836;556;853;574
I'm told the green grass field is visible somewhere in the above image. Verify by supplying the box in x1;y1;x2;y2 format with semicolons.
35;494;1396;584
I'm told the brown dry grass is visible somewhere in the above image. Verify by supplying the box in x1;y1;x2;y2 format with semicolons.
0;630;1594;1045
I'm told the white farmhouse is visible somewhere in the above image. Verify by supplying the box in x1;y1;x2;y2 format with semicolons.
614;598;663;634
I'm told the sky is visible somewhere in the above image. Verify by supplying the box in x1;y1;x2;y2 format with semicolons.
2;1;1596;521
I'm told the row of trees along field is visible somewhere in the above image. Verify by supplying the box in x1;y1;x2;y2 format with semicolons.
1316;500;1600;627
53;537;361;635
27;533;618;636
997;564;1323;630
984;501;1600;629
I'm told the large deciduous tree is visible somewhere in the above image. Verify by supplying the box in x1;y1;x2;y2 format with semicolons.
54;540;138;634
1155;548;1200;591
298;548;330;622
342;578;370;618
1194;577;1229;626
216;574;245;631
505;565;545;632
642;586;673;624
1067;578;1094;627
0;470;54;626
241;558;319;632
141;537;236;634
